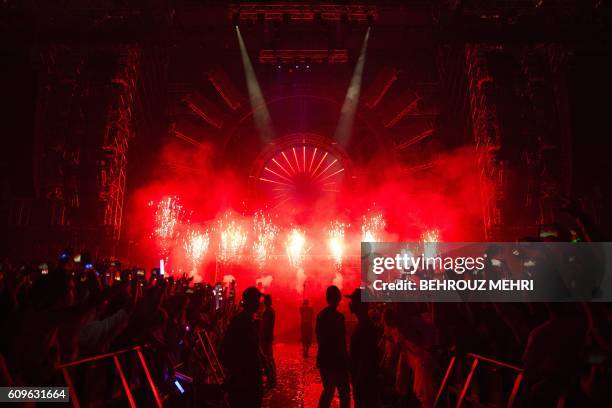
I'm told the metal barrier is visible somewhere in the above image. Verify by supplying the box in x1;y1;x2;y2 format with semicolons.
194;328;225;384
57;346;163;408
434;352;524;408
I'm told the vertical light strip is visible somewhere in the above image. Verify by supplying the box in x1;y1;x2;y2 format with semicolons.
334;27;371;145
236;26;275;141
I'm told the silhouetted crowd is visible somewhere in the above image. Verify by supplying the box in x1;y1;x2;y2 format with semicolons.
217;201;612;407
0;251;240;406
1;253;611;407
217;282;612;408
0;203;611;407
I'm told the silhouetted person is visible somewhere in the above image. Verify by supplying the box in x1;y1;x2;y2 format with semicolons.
316;285;350;408
260;294;276;387
300;299;314;357
347;288;380;407
522;303;587;407
220;287;263;408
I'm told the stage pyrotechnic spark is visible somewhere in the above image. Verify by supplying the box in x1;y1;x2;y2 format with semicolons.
335;27;370;145
286;228;308;294
219;218;247;264
252;211;279;269
421;229;440;243
150;196;188;255
421;229;440;258
361;213;386;242
328;221;347;268
286;228;307;269
183;228;210;275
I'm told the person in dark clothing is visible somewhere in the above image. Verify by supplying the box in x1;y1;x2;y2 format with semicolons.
260;294;276;387
347;288;380;408
220;287;263;408
300;299;314;358
522;303;588;407
316;285;350;408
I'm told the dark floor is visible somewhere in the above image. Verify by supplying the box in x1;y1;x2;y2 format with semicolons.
263;343;341;408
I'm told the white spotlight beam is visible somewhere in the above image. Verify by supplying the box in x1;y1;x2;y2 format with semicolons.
236;26;275;142
334;27;370;146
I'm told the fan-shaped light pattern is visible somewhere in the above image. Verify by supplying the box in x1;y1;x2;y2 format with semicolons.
259;144;345;208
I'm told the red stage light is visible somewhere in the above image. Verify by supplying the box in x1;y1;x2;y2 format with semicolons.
259;49;348;64
207;68;244;111
382;90;421;128
363;66;398;109
183;93;228;129
230;4;378;23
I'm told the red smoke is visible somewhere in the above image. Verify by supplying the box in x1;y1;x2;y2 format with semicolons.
124;138;487;294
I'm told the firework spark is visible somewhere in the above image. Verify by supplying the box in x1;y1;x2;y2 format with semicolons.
361;213;386;242
285;228;309;294
286;228;307;269
421;229;441;259
218;216;247;263
150;196;189;255
421;229;440;243
183;228;210;275
252;211;279;269
328;221;347;268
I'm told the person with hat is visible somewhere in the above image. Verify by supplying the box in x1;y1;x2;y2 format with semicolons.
220;286;263;408
316;285;350;408
347;288;381;407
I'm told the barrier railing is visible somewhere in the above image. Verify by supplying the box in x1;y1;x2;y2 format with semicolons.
194;328;225;384
434;352;524;408
57;346;163;408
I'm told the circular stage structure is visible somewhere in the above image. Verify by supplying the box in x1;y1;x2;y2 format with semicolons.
250;133;353;209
